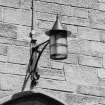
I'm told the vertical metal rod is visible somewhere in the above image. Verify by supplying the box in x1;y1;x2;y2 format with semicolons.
31;0;34;31
21;0;36;92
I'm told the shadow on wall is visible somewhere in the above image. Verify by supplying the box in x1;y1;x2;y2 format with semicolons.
1;91;64;105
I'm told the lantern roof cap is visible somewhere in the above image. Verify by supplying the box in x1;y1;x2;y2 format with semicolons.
52;14;64;30
46;14;71;36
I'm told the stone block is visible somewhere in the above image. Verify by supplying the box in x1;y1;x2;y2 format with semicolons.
0;7;3;21
98;3;105;11
73;7;88;18
77;85;105;97
89;10;105;30
35;1;64;15
0;44;8;55
50;61;64;70
39;0;63;4
60;53;79;64
64;64;98;86
66;25;78;35
0;90;12;99
7;45;30;64
68;39;81;54
0;73;24;91
36;12;56;22
98;0;105;2
40;0;98;9
20;0;31;9
79;55;102;67
78;27;100;41
79;40;105;57
0;23;17;39
35;1;74;16
39;67;65;80
76;0;98;9
0;55;7;62
38;20;53;29
0;37;30;47
62;16;89;27
36;12;89;27
3;8;31;26
102;54;105;68
17;25;31;41
97;68;105;79
0;62;26;75
0;0;20;8
38;78;74;92
64;92;104;105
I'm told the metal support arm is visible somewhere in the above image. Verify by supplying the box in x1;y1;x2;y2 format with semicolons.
22;40;49;91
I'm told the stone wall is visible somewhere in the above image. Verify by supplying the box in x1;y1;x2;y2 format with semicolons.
1;0;105;105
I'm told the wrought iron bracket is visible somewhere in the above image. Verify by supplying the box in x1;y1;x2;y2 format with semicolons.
22;39;49;91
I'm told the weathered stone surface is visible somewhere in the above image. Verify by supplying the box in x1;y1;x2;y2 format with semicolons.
102;54;105;68
36;12;56;22
79;55;102;67
0;37;30;47
40;0;98;9
39;67;65;80
79;40;105;57
64;92;104;105
0;55;7;62
20;0;31;9
62;16;89;27
64;64;98;86
77;85;105;97
0;44;8;55
38;20;53;29
0;74;24;91
97;68;105;79
0;62;27;75
39;49;78;68
0;23;17;39
98;3;105;11
36;12;89;27
68;39;81;54
37;78;74;92
0;0;20;8
60;53;79;64
17;25;31;41
98;0;105;2
35;1;63;15
73;7;88;18
89;10;105;30
3;8;31;26
7;45;30;64
78;27;100;41
0;90;13;100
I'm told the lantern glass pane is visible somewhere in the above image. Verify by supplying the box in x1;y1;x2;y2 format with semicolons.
56;34;67;45
50;33;68;60
50;35;55;45
56;45;67;54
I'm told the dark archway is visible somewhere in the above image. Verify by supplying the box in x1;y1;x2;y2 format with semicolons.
1;91;64;105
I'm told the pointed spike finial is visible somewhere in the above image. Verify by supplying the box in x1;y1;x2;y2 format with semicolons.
52;14;63;30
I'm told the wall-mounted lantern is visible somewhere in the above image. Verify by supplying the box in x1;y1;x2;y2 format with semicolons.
46;15;70;60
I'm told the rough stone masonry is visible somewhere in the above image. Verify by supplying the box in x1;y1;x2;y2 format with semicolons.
1;0;105;105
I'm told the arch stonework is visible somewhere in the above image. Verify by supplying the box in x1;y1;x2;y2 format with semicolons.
0;91;65;105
